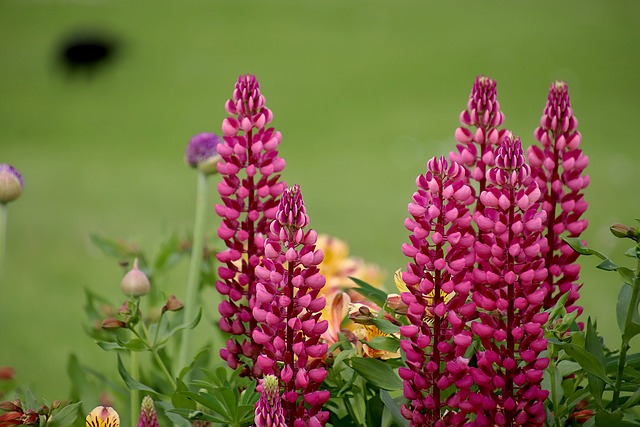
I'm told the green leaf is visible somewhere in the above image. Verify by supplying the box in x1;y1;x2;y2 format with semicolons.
556;342;613;386
624;321;640;342
156;307;202;348
349;357;402;391
563;237;592;255
116;354;161;394
596;259;619;271
585;319;606;409
370;318;400;335
46;401;82;427
621;385;640;410
380;390;409;427
366;394;383;427
595;409;623;426
618;283;634;333
349;277;389;308
365;336;400;353
90;234;142;260
171;378;195;411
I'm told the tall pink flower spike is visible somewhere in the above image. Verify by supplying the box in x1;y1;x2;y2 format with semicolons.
252;185;330;427
399;156;476;426
469;134;550;426
450;75;508;204
528;81;588;314
216;74;286;377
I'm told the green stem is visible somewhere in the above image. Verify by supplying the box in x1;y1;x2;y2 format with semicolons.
613;257;640;408
0;203;8;279
177;171;209;374
130;351;139;427
548;344;562;427
138;321;177;390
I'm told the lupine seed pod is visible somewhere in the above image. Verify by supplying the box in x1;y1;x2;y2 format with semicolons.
252;185;330;427
469;134;550;426
449;75;508;203
399;156;476;427
528;81;588;314
216;75;286;377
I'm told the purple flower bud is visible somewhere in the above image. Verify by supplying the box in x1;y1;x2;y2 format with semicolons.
0;164;24;204
185;133;222;174
136;396;158;427
529;81;587;315
254;375;286;427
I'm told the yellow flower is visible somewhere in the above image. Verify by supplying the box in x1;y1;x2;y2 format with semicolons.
316;235;385;301
86;406;119;427
393;269;454;325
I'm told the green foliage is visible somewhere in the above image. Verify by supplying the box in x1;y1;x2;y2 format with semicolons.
169;367;258;427
545;233;640;426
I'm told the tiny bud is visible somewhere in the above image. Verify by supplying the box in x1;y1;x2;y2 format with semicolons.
610;223;639;241
51;400;61;410
162;295;183;313
101;318;126;329
0;164;24;204
0;366;15;380
121;259;150;297
185;133;222;175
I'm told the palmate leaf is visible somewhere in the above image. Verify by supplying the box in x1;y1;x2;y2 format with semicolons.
365;336;400;353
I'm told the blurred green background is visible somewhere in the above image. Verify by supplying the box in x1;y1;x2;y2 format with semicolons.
1;0;639;402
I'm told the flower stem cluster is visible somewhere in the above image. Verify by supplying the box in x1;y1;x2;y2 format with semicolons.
399;156;476;426
216;75;286;377
528;81;588;314
254;374;286;427
400;76;583;426
470;134;549;425
450;75;507;198
252;185;330;427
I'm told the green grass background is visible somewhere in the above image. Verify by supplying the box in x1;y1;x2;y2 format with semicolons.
1;0;640;402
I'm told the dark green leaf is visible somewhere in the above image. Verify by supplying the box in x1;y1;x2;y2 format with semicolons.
621;385;640;410
563;237;591;255
618;284;634;333
595;409;623;425
349;357;402;391
596;259;619;271
47;402;82;427
171;378;195;411
116;355;161;394
380;390;409;427
370;318;400;335
156;308;202;348
556;342;613;385
585;319;606;409
364;336;400;353
349;277;388;308
366;394;383;427
625;322;640;342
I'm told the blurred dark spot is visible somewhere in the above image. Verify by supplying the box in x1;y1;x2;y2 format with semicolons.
57;31;120;78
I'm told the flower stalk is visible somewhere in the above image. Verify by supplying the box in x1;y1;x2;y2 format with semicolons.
178;169;209;373
216;75;286;377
